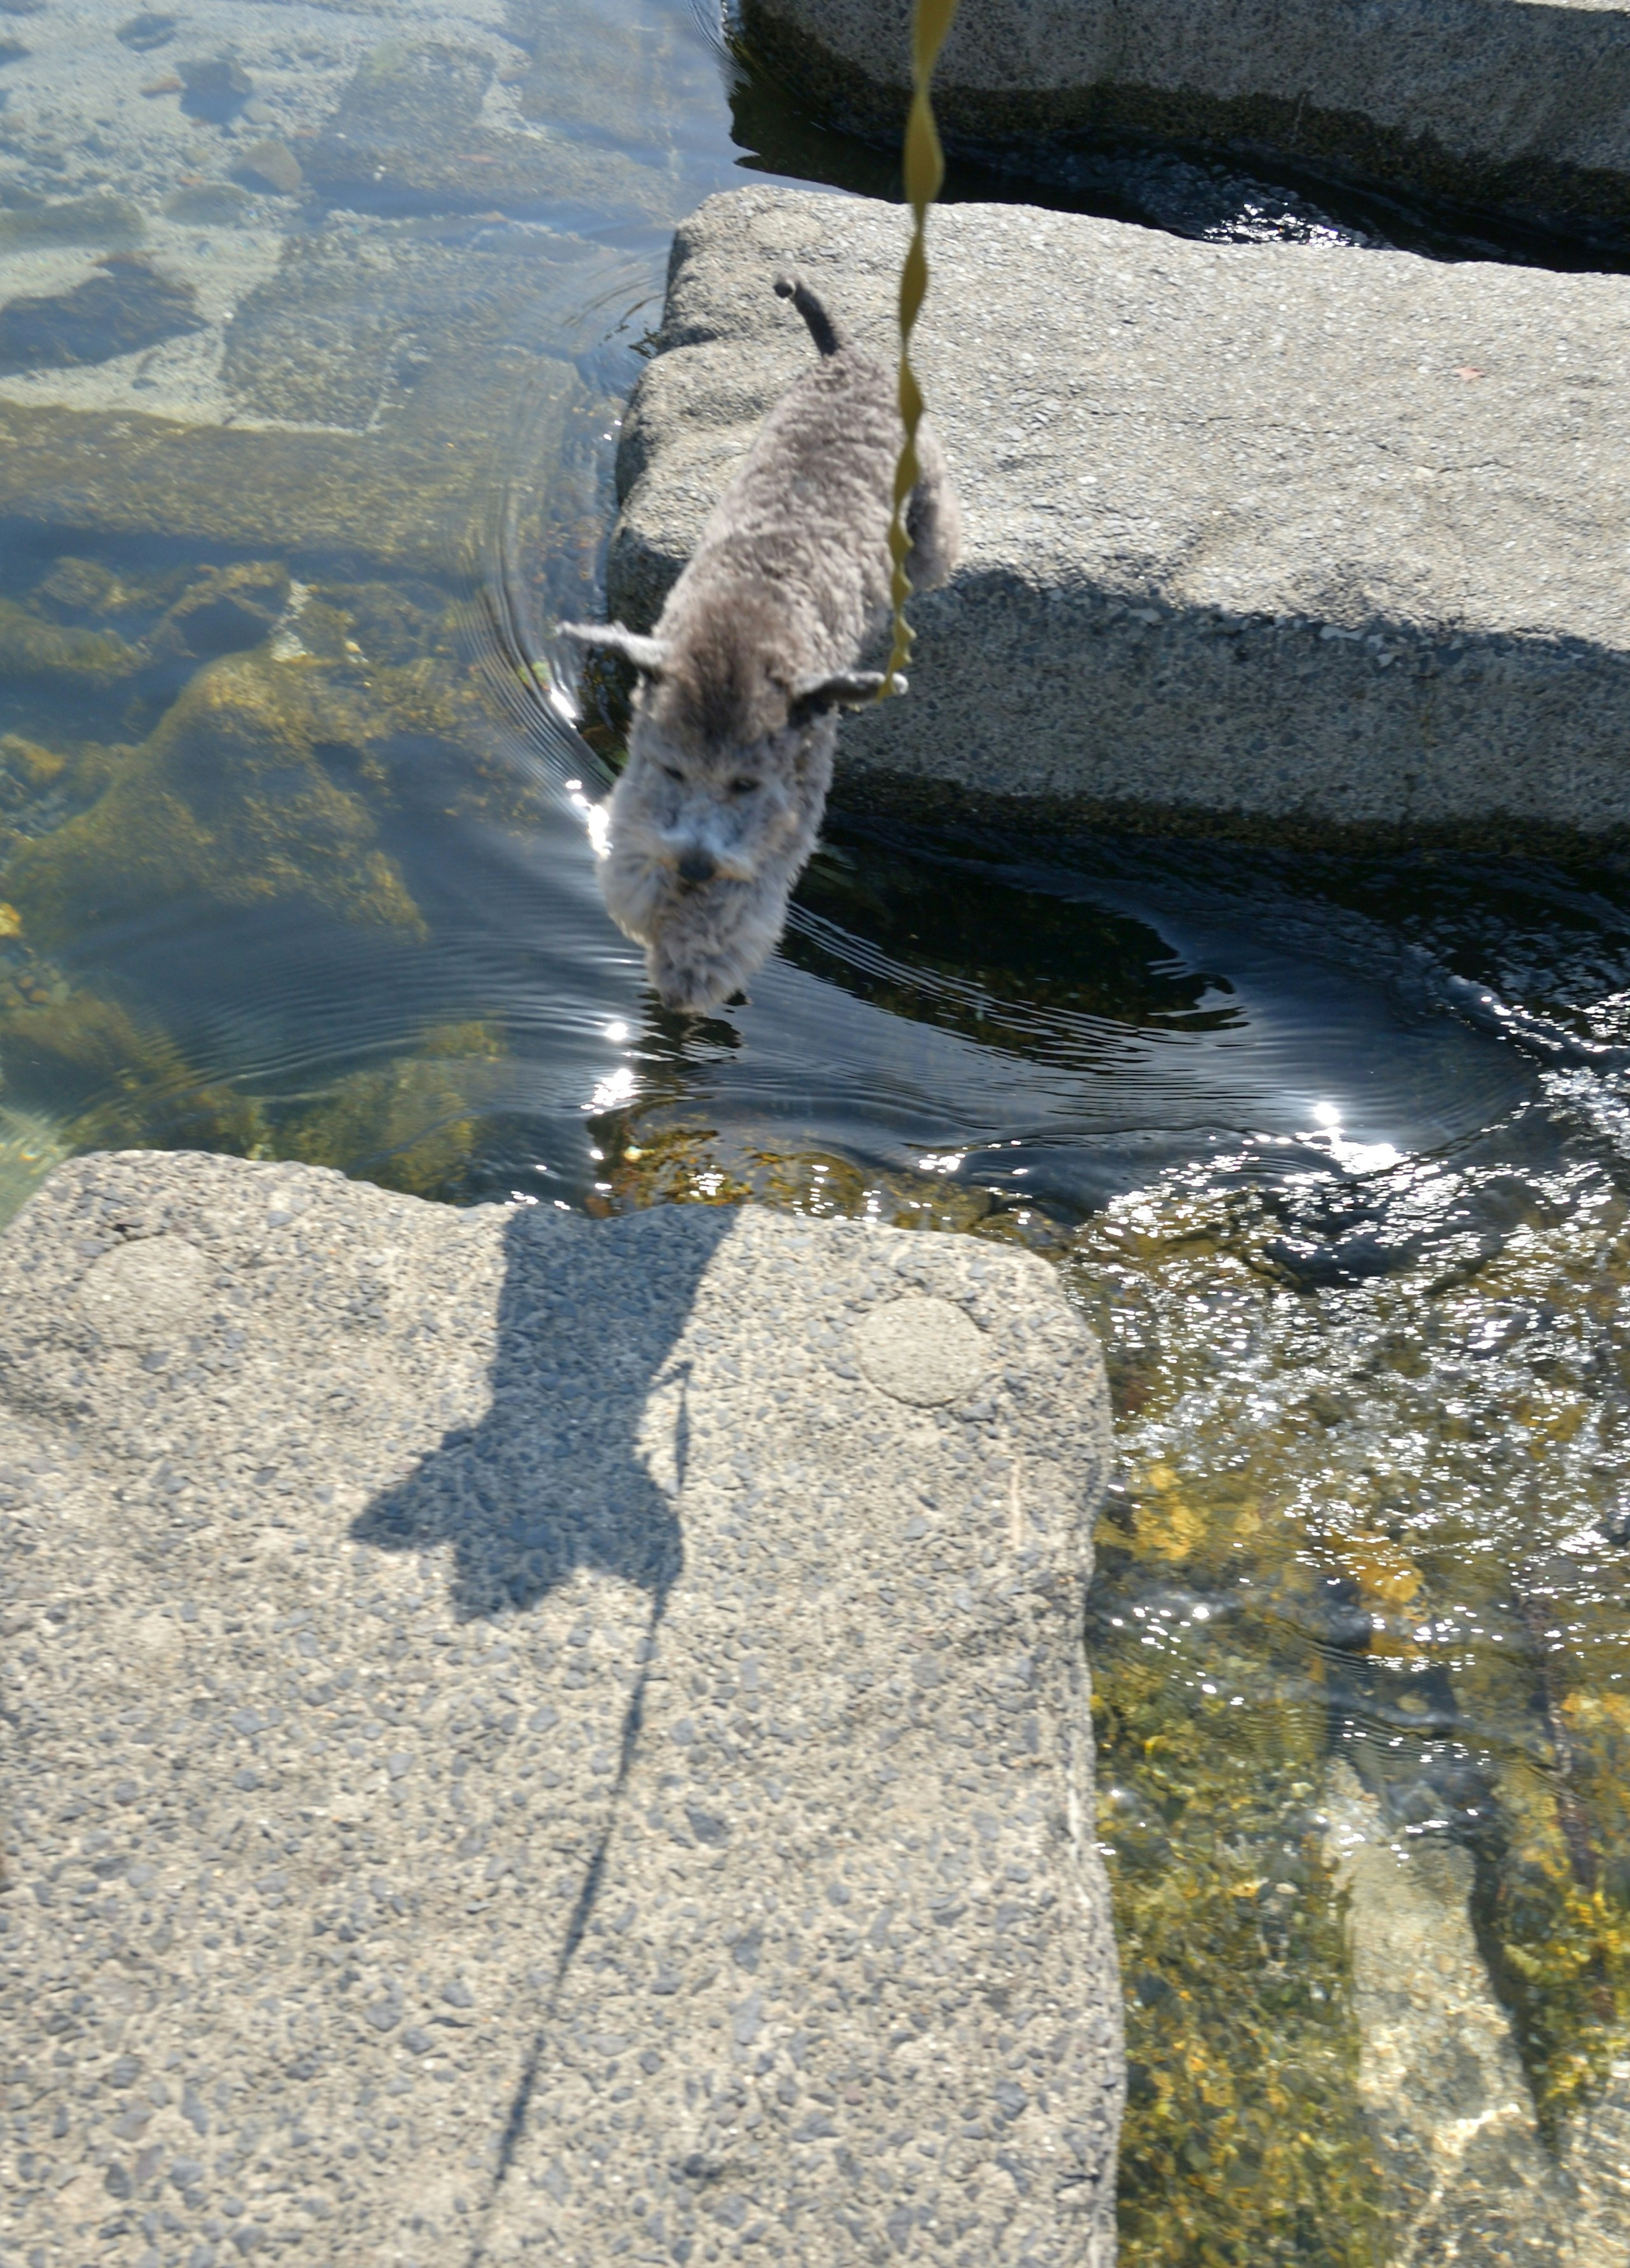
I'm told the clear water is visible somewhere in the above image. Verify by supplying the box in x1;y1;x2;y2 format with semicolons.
6;2;1630;2258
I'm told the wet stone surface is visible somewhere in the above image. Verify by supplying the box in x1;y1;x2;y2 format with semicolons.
0;1149;1120;2266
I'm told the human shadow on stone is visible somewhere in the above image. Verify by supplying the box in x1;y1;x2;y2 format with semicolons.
352;1202;733;1622
349;1201;736;2260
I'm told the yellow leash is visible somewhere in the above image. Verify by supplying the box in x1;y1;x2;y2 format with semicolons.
878;0;960;699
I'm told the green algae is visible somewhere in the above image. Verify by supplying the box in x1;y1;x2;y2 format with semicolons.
585;1106;1069;1251
5;645;426;943
270;1020;509;1200
0;975;267;1161
1063;1139;1630;2237
0;597;139;686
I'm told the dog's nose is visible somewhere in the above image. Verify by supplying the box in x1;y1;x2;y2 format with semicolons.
676;849;717;886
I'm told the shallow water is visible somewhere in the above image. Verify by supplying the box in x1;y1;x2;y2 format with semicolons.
6;1;1630;2259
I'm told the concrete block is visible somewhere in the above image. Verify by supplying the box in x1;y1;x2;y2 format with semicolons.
607;185;1630;848
0;1150;1121;2265
738;0;1630;240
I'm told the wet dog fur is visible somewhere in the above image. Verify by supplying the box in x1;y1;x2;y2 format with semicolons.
562;273;961;1015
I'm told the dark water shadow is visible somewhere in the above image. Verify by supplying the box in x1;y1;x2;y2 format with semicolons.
348;1200;737;2251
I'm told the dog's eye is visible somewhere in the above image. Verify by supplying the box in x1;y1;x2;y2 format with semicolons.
728;777;757;796
660;764;686;784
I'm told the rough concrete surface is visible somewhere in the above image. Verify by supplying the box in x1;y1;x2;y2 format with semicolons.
0;1151;1121;2267
736;0;1630;236
606;185;1630;846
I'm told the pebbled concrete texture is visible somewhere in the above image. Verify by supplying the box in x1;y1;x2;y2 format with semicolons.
606;185;1630;849
0;1151;1121;2267
736;0;1630;239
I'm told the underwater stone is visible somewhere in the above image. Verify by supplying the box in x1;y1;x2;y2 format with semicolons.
0;253;199;374
0;1148;1121;2264
608;185;1630;852
229;137;304;198
4;646;425;944
739;0;1630;242
0;598;138;685
0;220;592;568
150;559;290;660
176;53;252;124
302;36;680;225
0;196;145;254
1324;1765;1581;2258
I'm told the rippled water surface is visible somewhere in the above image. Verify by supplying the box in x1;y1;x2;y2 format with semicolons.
7;1;1630;2259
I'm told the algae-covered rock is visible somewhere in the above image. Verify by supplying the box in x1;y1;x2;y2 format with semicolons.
5;647;424;943
1064;1124;1630;2257
149;559;290;661
0;598;139;686
590;1109;1064;1249
27;553;190;626
0;980;265;1158
271;1021;509;1199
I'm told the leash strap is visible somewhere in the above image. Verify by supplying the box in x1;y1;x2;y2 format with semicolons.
878;0;959;699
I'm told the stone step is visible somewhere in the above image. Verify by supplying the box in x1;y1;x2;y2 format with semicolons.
737;0;1630;245
606;185;1630;849
0;1150;1120;2265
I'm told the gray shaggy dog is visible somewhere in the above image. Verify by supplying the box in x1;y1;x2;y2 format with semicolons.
562;272;961;1015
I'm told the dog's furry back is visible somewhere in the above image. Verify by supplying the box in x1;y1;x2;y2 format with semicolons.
644;307;958;759
566;275;961;1013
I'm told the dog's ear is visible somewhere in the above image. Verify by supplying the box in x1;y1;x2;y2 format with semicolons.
787;668;902;720
558;621;670;677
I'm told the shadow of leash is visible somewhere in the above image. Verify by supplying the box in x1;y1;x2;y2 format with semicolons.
465;1594;664;2265
465;1363;691;2263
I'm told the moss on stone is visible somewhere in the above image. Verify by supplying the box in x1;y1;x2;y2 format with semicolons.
5;646;427;943
270;1021;508;1199
0;597;140;685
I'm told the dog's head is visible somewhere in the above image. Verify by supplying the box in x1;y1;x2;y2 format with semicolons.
561;615;888;1011
564;615;888;888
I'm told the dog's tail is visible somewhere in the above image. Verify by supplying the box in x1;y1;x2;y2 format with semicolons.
774;272;843;357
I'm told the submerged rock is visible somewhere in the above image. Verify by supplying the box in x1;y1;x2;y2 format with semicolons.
301;34;685;225
0;195;144;254
607;185;1630;851
737;0;1630;244
175;52;251;124
0;599;139;685
5;646;425;944
229;136;304;198
1325;1766;1578;2264
0;253;200;374
0;216;604;570
0;1148;1122;2264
